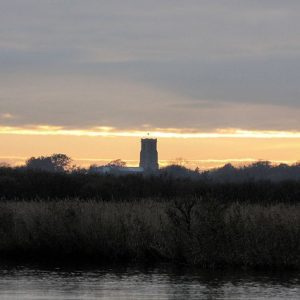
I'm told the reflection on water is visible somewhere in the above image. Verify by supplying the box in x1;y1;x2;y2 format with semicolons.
0;263;299;299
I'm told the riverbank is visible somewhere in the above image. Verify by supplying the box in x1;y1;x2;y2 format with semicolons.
0;198;299;269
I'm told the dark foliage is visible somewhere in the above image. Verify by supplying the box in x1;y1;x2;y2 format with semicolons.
26;154;72;172
0;199;300;269
207;161;300;182
0;165;300;203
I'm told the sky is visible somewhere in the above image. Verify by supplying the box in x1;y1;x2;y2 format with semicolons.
0;0;300;169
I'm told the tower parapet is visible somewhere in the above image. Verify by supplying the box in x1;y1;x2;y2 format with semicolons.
139;138;159;173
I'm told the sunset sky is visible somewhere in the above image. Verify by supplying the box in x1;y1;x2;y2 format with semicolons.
1;0;300;169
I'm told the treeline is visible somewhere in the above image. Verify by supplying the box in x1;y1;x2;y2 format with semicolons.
1;166;300;203
205;161;300;182
7;153;300;182
162;161;300;182
0;153;299;202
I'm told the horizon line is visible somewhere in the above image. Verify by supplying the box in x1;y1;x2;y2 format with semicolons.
1;156;299;169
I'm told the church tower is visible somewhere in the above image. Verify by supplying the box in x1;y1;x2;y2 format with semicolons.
139;138;159;173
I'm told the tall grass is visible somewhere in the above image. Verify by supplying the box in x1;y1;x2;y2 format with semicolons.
0;198;300;269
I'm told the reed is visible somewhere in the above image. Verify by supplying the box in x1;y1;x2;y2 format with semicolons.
0;198;299;269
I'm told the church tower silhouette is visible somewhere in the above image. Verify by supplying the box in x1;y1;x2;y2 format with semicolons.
139;138;159;173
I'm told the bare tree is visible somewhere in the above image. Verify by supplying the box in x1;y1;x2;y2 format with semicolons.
106;159;127;168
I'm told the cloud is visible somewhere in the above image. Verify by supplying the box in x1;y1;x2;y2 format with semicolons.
1;0;300;131
1;72;300;131
1;125;300;139
1;113;14;120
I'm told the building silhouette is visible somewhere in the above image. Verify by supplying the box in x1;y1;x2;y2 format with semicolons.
90;138;159;175
139;138;159;173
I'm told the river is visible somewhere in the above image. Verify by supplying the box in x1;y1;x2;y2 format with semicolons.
0;263;299;299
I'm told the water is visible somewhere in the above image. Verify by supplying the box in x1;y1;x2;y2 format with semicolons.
0;264;299;299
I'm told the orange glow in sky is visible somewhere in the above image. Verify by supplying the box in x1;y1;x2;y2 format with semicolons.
1;125;300;139
0;126;299;169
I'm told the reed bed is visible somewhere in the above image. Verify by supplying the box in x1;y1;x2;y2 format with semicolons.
0;198;299;269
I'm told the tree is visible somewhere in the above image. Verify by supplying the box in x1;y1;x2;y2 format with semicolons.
26;154;72;172
106;159;127;168
171;157;188;167
50;154;72;172
0;162;10;168
160;164;193;178
26;156;54;172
